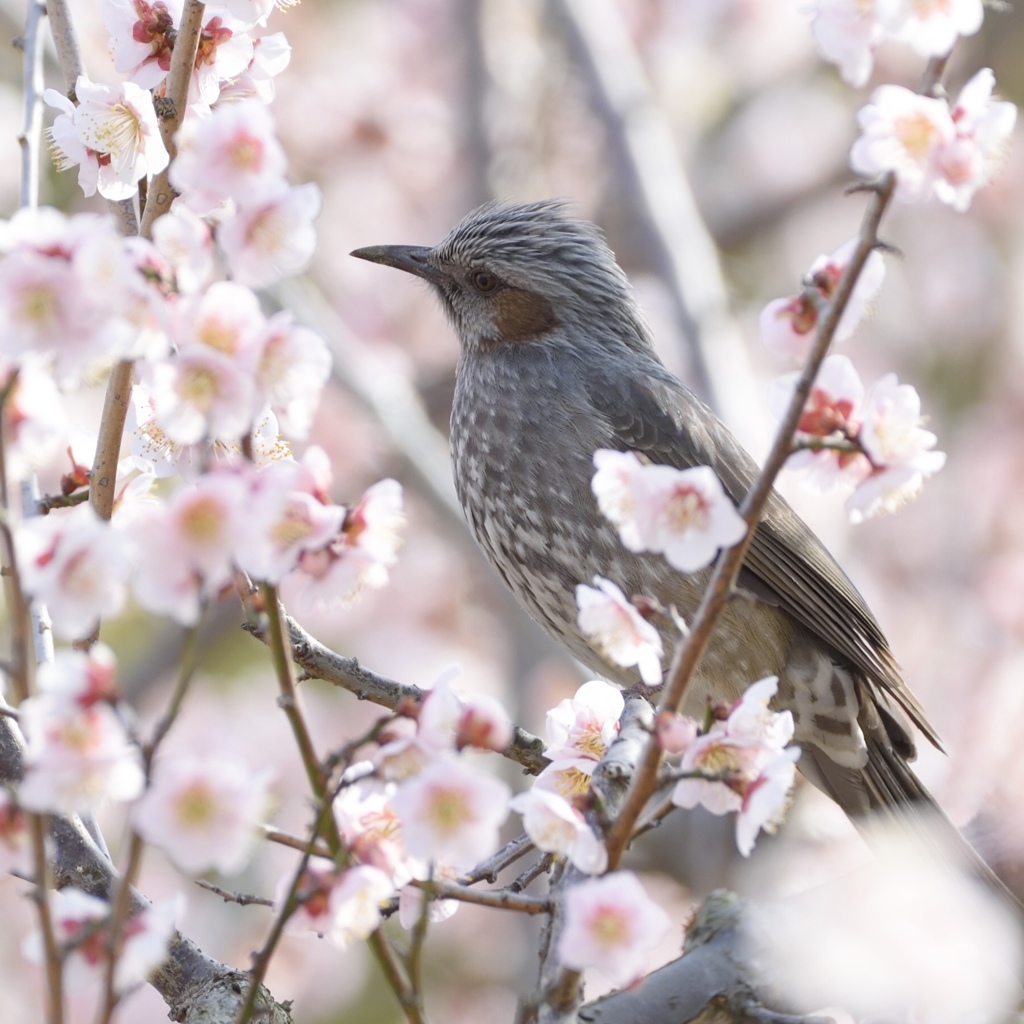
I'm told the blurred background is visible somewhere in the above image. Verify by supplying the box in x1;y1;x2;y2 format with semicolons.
2;0;1024;1020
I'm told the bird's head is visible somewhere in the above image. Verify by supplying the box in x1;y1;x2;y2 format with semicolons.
351;200;652;357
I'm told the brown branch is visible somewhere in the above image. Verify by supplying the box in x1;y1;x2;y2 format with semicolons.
195;880;274;908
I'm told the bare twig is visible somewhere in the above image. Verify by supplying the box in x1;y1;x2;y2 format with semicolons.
195;880;274;908
17;0;46;209
410;877;550;915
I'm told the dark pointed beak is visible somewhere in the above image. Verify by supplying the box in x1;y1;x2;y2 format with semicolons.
350;244;445;286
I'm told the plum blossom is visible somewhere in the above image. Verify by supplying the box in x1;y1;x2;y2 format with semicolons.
881;0;983;58
655;711;699;755
771;354;872;493
575;577;663;686
390;760;510;870
454;692;514;753
335;772;415;883
804;0;886;88
16;505;129;640
127;471;250;623
850;86;955;202
557;872;673;987
44;77;168;201
289;478;405;609
105;0;180;88
671;677;800;856
510;789;607;874
151;204;214;294
281;859;394;948
759;239;886;360
1;356;69;476
593;451;746;572
22;888;176;992
18;693;144;813
133;755;272;874
171;100;287;214
219;182;322;288
935;69;1017;212
36;643;120;708
219;31;292;103
847;373;946;522
254;312;331;439
189;12;254;107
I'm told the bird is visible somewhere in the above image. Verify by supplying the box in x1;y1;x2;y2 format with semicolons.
351;199;946;827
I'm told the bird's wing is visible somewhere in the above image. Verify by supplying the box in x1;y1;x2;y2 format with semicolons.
584;363;941;749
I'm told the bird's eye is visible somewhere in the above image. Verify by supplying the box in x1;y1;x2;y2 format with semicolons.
471;270;498;293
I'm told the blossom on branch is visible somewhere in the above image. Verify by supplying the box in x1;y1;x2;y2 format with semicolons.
881;0;983;58
803;0;886;88
557;872;673;987
576;577;663;686
592;450;746;572
44;76;168;201
510;788;607;874
132;754;272;874
671;677;800;856
759;239;885;360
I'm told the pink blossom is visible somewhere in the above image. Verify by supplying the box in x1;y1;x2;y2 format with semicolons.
281;860;394;948
2;356;69;475
848;373;946;521
18;695;144;813
219;31;292;103
335;771;415;884
543;679;623;764
104;0;180;89
44;77;168;201
850;86;955;202
16;505;129;640
132;755;272;874
803;0;886;88
455;693;513;753
510;788;608;874
655;711;699;755
289;478;405;609
22;888;176;992
880;0;983;58
254;312;331;439
236;458;345;584
671;677;800;856
127;471;250;623
759;240;886;360
575;577;663;686
150;204;214;294
190;12;254;107
557;872;673;987
36;643;120;708
534;757;596;802
771;354;872;493
390;760;510;870
935;69;1017;212
171;101;287;214
219;182;322;288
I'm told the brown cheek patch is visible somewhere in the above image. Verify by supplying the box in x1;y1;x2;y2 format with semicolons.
491;288;558;343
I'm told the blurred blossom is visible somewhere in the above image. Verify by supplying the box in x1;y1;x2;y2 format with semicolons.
575;577;664;686
510;788;607;874
18;693;143;814
219;31;292;103
746;826;1023;1024
171;100;287;214
936;69;1017;212
656;711;700;755
280;860;394;948
36;643;120;708
543;679;622;764
44;77;168;201
592;451;746;572
23;889;176;992
557;872;673;987
335;769;415;883
672;677;800;856
455;692;513;753
127;471;250;623
16;505;129;640
289;478;405;610
881;0;983;57
219;182;322;288
188;12;254;108
759;239;885;360
398;875;458;929
133;754;272;874
803;0;886;88
150;204;215;294
390;759;510;870
1;356;69;476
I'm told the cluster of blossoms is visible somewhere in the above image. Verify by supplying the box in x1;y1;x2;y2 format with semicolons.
805;0;984;88
760;240;945;519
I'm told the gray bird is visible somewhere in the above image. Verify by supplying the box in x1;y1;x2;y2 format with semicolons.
352;199;941;822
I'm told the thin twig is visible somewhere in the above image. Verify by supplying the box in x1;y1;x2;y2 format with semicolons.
195;880;274;908
412;876;551;915
139;0;206;236
18;0;46;209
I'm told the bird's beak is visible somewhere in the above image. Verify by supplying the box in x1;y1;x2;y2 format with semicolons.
350;244;445;286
